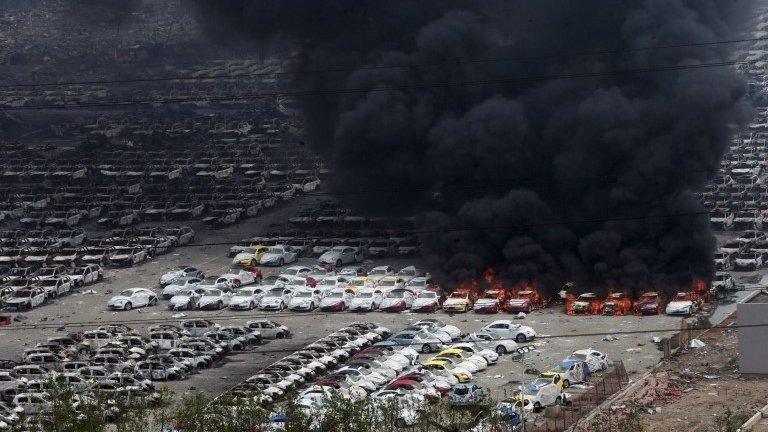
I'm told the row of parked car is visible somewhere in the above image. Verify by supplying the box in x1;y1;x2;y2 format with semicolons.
228;234;422;267
0;318;290;428
0;263;104;311
715;229;768;271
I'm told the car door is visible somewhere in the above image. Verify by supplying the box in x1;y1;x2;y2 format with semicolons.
33;290;45;307
133;290;149;307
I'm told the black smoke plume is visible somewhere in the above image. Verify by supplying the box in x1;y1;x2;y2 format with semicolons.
192;0;755;297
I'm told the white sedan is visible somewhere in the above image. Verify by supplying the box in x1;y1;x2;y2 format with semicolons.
481;320;536;342
220;269;261;287
570;349;609;372
288;289;323;311
229;287;265;310
107;288;158;311
464;332;519;356
348;289;384;311
259;245;300;266
196;288;232;310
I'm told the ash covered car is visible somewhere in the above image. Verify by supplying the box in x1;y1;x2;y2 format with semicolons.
632;291;662;315
318;246;361;268
107;288;158;311
348;288;384;311
159;266;204;287
229;286;266;310
259;245;300;266
665;292;700;316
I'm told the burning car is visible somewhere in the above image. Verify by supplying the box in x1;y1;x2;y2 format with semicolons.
665;292;701;316
602;292;632;316
567;293;602;315
472;290;506;314
633;292;663;315
442;290;475;313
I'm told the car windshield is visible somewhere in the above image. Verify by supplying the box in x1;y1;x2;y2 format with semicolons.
399;269;416;276
369;268;388;275
262;276;280;284
283;268;299;275
349;279;366;286
326;292;343;298
356;292;373;298
40;279;57;286
331;246;346;252
14;291;32;298
386;291;404;298
418;292;436;299
522;386;538;396
202;276;218;284
236;289;255;296
168;266;185;272
409;279;426;286
268;247;283;253
571;354;587;361
267;288;284;296
379;279;396;286
319;278;337;285
206;290;221;296
448;292;467;299
119;290;135;296
295;292;312;298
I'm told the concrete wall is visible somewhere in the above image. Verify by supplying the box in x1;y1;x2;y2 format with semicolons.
738;303;768;375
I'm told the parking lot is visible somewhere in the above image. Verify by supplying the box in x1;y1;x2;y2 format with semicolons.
0;194;686;400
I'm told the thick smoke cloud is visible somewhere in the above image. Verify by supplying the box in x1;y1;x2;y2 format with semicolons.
192;0;755;296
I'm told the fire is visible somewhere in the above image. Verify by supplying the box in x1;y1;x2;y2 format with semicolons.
566;292;604;315
603;291;632;316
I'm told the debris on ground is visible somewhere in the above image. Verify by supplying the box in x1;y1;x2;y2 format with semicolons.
171;313;187;318
603;335;620;341
13;315;28;322
515;312;527;319
689;339;706;348
524;368;541;375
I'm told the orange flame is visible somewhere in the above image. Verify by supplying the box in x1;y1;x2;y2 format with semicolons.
603;291;632;316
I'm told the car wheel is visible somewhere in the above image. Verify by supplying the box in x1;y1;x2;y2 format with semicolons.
149;297;157;306
370;304;375;312
249;302;255;310
256;276;262;285
562;379;570;389
250;259;257;267
516;333;526;343
556;396;562;405
495;345;507;355
533;402;542;413
217;301;223;310
421;344;432;354
276;332;285;339
124;302;132;311
336;259;342;268
279;302;284;311
278;258;284;267
527;305;533;313
310;302;315;310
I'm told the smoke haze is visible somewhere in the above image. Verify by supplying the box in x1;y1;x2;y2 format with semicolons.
192;0;756;296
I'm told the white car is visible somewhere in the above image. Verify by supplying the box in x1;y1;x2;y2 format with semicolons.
379;288;417;312
246;320;290;339
107;288;158;311
712;272;737;292
405;276;432;292
570;348;609;372
411;290;442;312
517;380;566;412
413;319;462;340
259;287;295;311
396;266;426;283
348;289;384;311
197;288;232;310
5;288;47;311
376;276;405;291
319;288;353;311
161;277;202;299
318;246;361;267
70;264;104;286
229;287;266;310
316;276;351;294
197;275;233;292
367;265;395;283
449;342;499;364
482;320;536;342
288;289;323;311
464;332;519;356
665;292;700;316
220;269;261;287
259;245;300;266
279;266;312;280
168;287;205;311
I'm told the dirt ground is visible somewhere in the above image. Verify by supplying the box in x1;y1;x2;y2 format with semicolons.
597;314;768;432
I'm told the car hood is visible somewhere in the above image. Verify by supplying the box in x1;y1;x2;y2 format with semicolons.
169;295;192;304
413;298;437;306
198;296;221;304
320;297;344;305
111;253;132;259
474;299;498;306
381;298;405;306
507;298;530;305
261;296;283;303
230;295;254;303
6;297;31;304
162;285;184;293
260;253;283;261
667;300;693;309
350;297;373;304
319;252;341;261
233;253;254;261
160;271;183;282
108;296;131;303
444;298;469;306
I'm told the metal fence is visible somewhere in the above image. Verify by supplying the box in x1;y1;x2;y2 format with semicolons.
524;361;629;432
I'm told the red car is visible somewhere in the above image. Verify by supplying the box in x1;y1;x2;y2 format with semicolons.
386;379;442;401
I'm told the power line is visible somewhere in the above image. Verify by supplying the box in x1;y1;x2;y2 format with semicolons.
0;35;764;89
0;58;759;112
